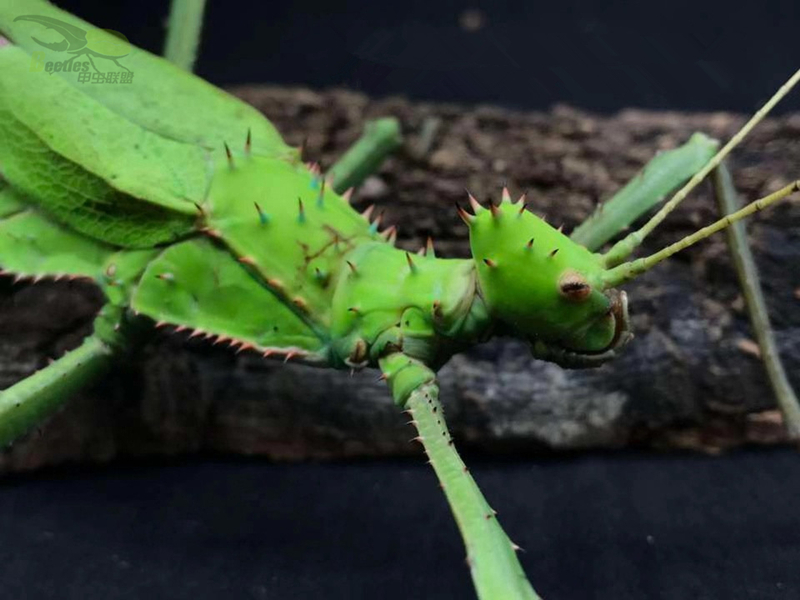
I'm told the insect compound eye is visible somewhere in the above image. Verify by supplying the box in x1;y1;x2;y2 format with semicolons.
558;272;592;302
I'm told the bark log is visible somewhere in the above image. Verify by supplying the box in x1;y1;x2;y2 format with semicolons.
2;87;800;472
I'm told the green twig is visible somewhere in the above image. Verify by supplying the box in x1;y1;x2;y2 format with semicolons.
712;163;800;439
163;0;208;72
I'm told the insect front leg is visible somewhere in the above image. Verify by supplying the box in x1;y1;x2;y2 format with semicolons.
379;353;541;600
570;132;719;252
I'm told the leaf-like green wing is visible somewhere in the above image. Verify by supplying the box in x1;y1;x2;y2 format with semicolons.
0;0;292;159
132;238;329;363
0;208;113;281
0;183;25;218
0;0;302;249
0;44;207;247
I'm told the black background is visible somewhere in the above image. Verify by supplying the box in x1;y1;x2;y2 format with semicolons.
3;2;800;599
52;0;800;113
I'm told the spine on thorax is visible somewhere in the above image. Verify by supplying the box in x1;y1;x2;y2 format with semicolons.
328;243;490;370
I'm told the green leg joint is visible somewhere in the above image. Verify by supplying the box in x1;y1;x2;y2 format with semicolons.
380;353;541;600
328;117;402;194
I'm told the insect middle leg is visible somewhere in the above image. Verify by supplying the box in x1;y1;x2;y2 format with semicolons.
328;117;402;193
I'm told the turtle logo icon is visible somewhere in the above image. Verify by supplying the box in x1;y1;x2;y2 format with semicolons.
14;15;132;77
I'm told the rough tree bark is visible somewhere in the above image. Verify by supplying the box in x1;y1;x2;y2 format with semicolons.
1;87;799;472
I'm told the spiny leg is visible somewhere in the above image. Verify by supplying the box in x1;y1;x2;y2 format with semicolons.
380;353;541;600
163;0;208;72
327;117;402;194
570;132;718;252
0;306;128;447
711;163;800;438
0;196;154;447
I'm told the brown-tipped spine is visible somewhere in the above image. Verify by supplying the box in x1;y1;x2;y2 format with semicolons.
483;258;497;268
299;137;308;162
467;191;482;213
406;252;418;274
456;203;474;225
379;225;397;241
426;236;436;257
245;128;252;155
297;197;306;223
224;143;234;169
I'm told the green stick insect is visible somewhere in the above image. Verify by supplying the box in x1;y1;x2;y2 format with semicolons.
1;1;799;598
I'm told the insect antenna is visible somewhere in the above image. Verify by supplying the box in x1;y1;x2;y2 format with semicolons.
601;180;800;287
602;68;800;268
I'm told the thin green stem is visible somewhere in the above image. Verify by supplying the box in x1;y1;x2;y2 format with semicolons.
603;68;800;266
602;180;800;288
328;118;402;194
571;133;719;253
712;163;800;439
163;0;208;72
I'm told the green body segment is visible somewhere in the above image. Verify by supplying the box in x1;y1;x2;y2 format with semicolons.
330;242;486;369
132;239;327;361
0;1;479;372
203;155;377;330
